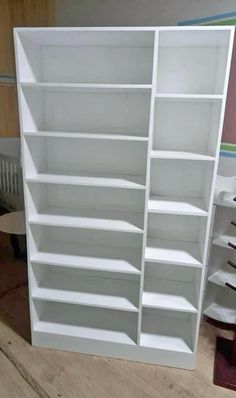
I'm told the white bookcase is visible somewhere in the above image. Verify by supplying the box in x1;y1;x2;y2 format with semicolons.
14;26;234;370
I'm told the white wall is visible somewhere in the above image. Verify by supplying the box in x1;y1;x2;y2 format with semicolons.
0;138;20;157
56;0;236;26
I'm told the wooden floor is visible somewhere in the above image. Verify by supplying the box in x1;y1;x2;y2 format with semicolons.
0;232;235;398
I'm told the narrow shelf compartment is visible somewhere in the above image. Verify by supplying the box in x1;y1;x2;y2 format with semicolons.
140;308;195;353
143;263;200;312
24;136;147;190
142;279;197;313
31;265;139;312
23;131;149;142
151;151;215;161
16;29;154;84
157;29;230;95
29;225;143;275
146;213;206;266
148;196;208;216
208;264;236;287
33;301;137;345
152;98;221;158
150;159;214;211
29;207;143;234
204;284;236;324
145;238;202;267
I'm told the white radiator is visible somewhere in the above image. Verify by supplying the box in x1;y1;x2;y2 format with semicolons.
0;153;24;211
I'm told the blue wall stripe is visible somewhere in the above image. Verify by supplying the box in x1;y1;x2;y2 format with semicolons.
220;151;236;158
178;11;236;25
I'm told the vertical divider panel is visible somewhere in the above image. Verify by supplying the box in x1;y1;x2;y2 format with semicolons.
137;30;159;344
193;28;235;355
13;30;36;337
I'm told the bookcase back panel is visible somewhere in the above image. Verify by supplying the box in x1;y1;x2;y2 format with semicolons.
157;30;230;94
27;183;145;213
33;300;138;345
147;213;206;243
150;159;214;202
30;224;143;249
17;30;154;83
153;99;221;156
21;87;151;136
24;136;147;176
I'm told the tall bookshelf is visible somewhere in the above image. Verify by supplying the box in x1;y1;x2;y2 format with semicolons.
14;26;234;369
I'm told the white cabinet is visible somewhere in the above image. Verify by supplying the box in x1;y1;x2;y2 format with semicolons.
14;26;234;369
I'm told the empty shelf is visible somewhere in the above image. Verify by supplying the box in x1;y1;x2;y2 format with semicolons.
23;131;149;141
142;279;198;313
26;172;145;190
141;313;193;353
208;265;236;287
151;151;215;161
213;235;236;249
151;150;215;161
145;238;202;267
29;207;144;234
155;93;223;101
204;302;236;324
30;241;141;275
33;274;139;312
34;303;137;345
148;196;208;216
21;82;152;93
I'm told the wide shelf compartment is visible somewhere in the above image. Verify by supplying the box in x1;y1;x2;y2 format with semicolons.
157;29;230;94
150;159;214;212
143;263;200;313
28;207;143;234
141;308;196;353
33;300;138;345
16;29;154;84
31;265;139;312
27;182;144;233
20;82;151;138
29;224;143;274
24;135;147;190
152;98;221;157
146;213;206;266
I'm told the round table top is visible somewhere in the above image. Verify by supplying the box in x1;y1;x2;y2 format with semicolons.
0;211;26;235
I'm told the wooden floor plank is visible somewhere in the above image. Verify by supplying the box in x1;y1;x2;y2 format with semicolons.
0;349;39;398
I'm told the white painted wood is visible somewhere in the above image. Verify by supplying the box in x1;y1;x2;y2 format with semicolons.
148;196;208;216
32;266;139;312
213;234;236;249
142;279;198;313
208;264;236;287
151;150;215;161
28;207;144;234
141;309;195;353
23;131;149;141
26;172;146;190
33;301;138;345
14;26;234;369
145;238;202;267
